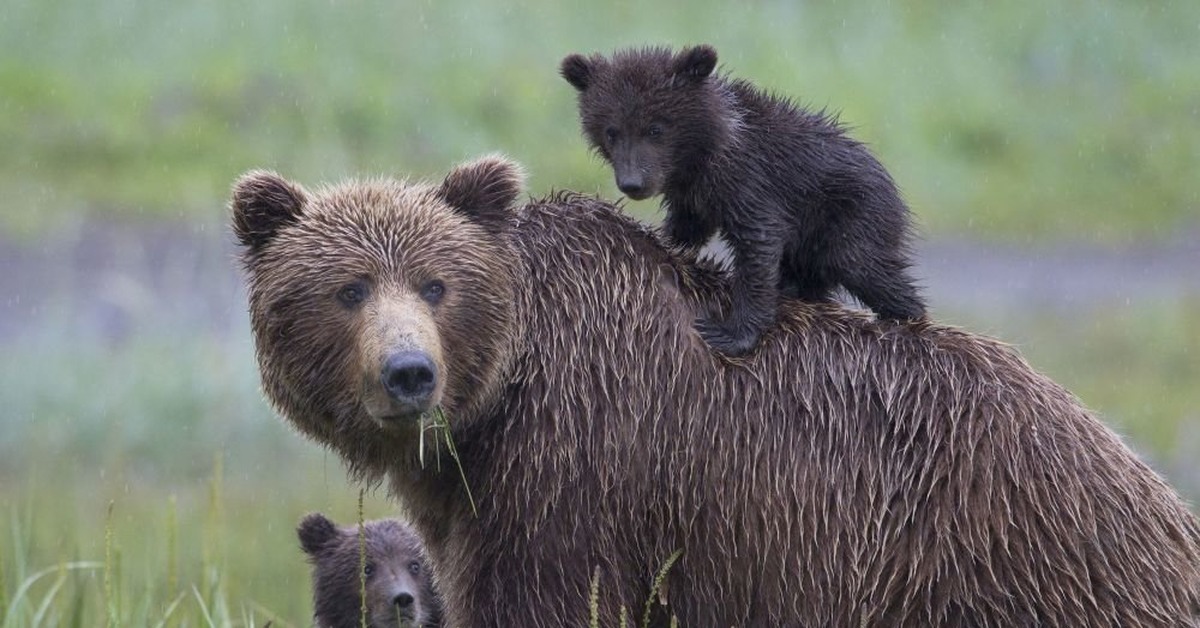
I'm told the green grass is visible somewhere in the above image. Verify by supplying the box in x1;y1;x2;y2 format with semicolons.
1;458;398;626
1;0;1197;240
0;330;399;625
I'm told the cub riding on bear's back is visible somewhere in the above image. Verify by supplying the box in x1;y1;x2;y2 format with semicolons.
561;44;925;355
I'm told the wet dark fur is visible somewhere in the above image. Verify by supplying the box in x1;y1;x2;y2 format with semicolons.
562;45;926;355
298;513;442;628
234;160;1200;627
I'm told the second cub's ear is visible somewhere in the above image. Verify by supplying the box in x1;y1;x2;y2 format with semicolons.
560;53;596;91
297;513;339;556
438;155;524;235
672;45;718;83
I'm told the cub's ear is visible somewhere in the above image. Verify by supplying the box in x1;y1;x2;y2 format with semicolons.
672;45;718;83
297;513;340;556
560;53;598;91
438;155;524;235
230;170;307;252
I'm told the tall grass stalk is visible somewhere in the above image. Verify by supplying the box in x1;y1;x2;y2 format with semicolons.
104;501;117;628
358;489;367;628
587;566;601;628
203;454;225;606
641;549;683;628
0;533;8;621
167;494;178;605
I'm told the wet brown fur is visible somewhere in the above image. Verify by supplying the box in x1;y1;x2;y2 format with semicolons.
234;158;1200;627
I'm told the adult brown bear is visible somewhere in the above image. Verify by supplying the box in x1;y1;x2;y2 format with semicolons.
232;156;1200;627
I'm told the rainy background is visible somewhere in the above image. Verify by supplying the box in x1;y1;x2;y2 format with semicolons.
2;0;1198;624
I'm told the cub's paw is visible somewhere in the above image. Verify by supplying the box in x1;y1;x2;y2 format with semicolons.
694;317;760;357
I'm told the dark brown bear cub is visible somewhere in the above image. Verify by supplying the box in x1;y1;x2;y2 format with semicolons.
561;44;925;355
298;513;441;628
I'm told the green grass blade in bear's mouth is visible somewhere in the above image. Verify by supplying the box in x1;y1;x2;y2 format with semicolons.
419;407;477;517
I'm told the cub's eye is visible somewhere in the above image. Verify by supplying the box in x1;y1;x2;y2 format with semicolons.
337;281;369;308
363;562;376;578
408;560;421;576
646;124;663;138
604;127;619;143
420;280;445;306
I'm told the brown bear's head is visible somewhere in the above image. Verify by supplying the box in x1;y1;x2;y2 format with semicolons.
298;513;441;628
560;44;725;201
232;156;523;477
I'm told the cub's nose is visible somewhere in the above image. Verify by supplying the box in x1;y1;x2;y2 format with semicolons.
617;176;646;199
393;592;415;609
381;351;437;406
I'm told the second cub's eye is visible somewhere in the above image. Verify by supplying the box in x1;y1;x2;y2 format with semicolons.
408;560;421;576
420;280;445;305
363;562;376;578
604;127;619;143
646;124;663;138
337;281;369;308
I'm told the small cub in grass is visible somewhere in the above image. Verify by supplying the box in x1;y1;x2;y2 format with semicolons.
297;513;441;628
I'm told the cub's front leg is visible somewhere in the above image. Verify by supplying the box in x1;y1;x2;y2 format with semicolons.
661;201;718;250
695;222;784;357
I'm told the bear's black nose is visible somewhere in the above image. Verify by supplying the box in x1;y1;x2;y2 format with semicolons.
393;592;414;609
381;351;437;405
617;177;646;199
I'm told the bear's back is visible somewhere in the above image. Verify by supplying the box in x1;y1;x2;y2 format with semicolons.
497;193;1200;626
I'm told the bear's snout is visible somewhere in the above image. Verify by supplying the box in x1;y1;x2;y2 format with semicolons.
617;173;648;200
393;591;414;610
380;351;438;413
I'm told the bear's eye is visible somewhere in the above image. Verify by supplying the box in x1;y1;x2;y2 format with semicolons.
363;562;376;578
408;560;421;576
337;281;369;308
420;280;445;306
646;124;663;139
604;127;619;143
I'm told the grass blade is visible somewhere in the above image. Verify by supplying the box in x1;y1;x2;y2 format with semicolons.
2;562;101;627
30;564;68;626
150;591;187;628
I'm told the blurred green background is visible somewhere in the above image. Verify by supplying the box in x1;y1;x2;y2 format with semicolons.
1;0;1197;624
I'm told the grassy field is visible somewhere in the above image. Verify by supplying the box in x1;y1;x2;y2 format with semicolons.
1;0;1197;625
1;0;1197;241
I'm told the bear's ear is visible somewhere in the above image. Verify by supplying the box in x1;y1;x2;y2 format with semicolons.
230;170;307;252
437;155;524;235
560;53;598;91
297;513;339;556
672;45;718;84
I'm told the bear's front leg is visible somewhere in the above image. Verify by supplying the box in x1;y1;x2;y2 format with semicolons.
661;201;718;250
695;231;783;356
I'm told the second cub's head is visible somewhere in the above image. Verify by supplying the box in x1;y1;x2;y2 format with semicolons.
231;157;523;475
298;513;442;628
560;44;724;201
